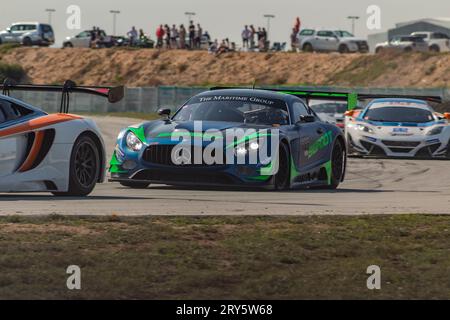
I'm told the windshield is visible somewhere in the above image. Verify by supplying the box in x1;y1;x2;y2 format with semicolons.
173;96;290;125
364;107;434;123
335;31;354;37
311;103;347;114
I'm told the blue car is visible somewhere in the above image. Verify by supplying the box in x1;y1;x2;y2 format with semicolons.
109;88;347;190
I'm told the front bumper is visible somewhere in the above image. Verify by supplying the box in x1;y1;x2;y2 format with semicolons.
109;145;276;188
348;133;449;158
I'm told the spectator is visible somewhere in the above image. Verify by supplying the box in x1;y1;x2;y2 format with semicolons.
203;31;211;42
242;25;251;49
196;24;203;49
188;21;196;49
156;24;165;48
170;24;179;49
208;39;219;53
290;28;298;51
215;39;229;57
294;17;301;34
179;24;186;49
164;24;171;48
127;26;138;46
250;25;256;49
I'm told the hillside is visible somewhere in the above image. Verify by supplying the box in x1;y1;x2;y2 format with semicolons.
0;47;450;88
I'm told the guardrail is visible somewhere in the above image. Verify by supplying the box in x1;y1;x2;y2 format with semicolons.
9;86;450;113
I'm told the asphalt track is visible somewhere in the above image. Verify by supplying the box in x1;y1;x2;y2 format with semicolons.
1;116;449;216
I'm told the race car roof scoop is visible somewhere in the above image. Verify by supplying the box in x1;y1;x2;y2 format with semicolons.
0;78;125;113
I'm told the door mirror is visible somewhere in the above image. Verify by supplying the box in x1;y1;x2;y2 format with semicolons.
297;115;315;123
158;108;171;119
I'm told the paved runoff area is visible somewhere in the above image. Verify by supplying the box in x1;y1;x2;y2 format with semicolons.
1;116;449;216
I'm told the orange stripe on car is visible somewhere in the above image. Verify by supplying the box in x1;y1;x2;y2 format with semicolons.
0;113;82;139
18;130;45;172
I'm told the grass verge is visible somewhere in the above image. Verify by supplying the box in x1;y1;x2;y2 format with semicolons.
1;214;450;299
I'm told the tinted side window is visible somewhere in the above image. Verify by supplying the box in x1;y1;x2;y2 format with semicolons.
0;100;33;122
300;29;315;36
317;31;333;37
0;106;6;124
292;102;310;122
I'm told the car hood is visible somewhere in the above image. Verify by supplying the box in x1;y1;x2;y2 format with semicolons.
138;120;275;140
355;120;447;139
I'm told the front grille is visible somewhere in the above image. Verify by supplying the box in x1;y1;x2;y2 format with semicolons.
382;140;421;147
132;170;234;185
360;140;386;156
143;145;225;166
389;147;413;153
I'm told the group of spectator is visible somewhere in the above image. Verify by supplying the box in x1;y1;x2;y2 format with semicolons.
241;25;268;51
155;21;210;49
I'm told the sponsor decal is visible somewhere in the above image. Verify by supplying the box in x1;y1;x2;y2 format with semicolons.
307;131;333;159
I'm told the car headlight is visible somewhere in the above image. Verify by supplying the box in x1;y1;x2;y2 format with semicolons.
234;141;260;156
427;126;444;136
126;131;143;151
356;124;374;134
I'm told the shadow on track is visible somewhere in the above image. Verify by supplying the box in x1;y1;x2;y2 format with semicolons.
0;195;151;202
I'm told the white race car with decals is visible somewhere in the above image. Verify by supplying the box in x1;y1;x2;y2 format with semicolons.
345;98;450;159
0;80;124;196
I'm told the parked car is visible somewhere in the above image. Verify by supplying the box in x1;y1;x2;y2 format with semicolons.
63;29;114;48
0;22;54;46
375;35;428;53
298;29;369;53
410;31;450;52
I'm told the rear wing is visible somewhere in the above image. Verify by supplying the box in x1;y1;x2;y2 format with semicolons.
210;86;443;110
1;79;125;113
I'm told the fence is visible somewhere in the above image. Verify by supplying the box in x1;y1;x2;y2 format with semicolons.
9;86;450;114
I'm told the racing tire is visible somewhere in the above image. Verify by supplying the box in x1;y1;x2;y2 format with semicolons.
339;45;350;54
53;135;100;197
446;141;450;160
274;143;291;191
325;139;346;190
22;37;32;46
120;181;150;189
302;43;313;52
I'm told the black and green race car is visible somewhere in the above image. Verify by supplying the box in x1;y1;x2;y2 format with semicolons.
109;88;348;190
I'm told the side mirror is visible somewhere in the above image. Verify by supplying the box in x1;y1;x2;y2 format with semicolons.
297;115;315;123
444;113;450;120
6;28;11;33
158;108;171;119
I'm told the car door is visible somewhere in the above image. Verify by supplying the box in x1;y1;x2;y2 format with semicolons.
3;25;19;43
291;101;323;171
313;31;329;50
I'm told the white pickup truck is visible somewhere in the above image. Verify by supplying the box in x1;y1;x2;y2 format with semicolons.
410;32;450;52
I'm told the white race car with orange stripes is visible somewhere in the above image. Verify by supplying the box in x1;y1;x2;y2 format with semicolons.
0;81;124;196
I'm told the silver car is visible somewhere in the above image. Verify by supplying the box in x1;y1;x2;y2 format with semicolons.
375;35;428;53
0;22;55;46
298;29;369;53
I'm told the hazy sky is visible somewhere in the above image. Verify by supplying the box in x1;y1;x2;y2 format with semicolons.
2;0;450;44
